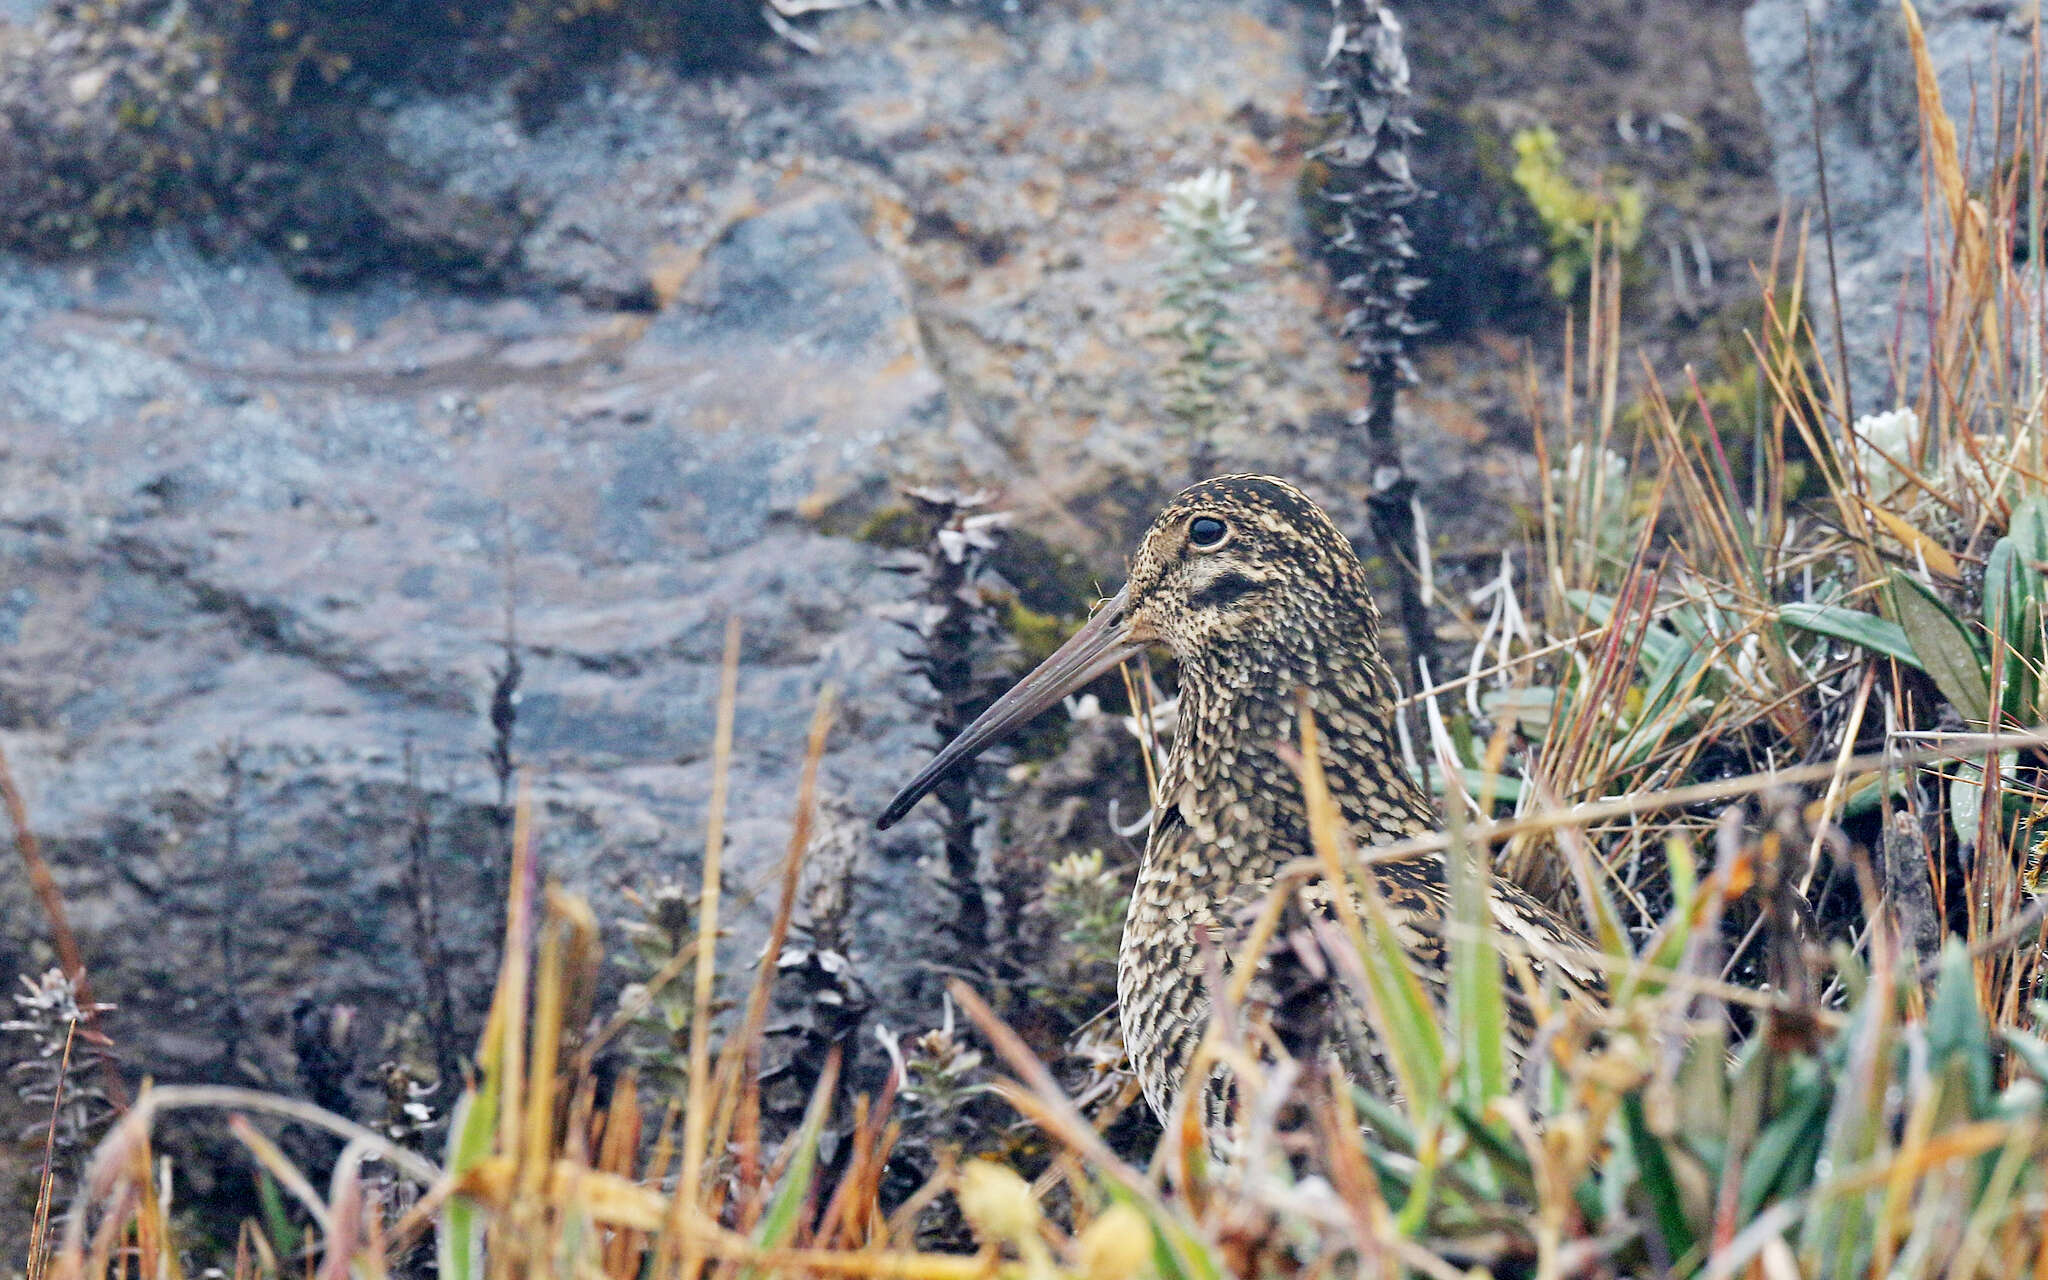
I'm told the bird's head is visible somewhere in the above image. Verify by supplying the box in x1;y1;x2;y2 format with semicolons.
876;475;1379;829
1122;474;1373;659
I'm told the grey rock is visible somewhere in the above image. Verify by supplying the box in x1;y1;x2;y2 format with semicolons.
1745;0;2032;409
0;187;949;1119
0;0;1550;1203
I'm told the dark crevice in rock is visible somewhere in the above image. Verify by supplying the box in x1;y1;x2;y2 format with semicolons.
106;534;474;713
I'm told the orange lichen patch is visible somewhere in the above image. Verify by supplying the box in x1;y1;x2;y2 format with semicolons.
878;349;925;384
1277;275;1327;317
1475;329;1527;364
1410;394;1492;445
1224;133;1283;182
1065;334;1127;379
1099;202;1163;259
1020;170;1065;221
864;192;914;247
841;92;925;137
1225;10;1289;61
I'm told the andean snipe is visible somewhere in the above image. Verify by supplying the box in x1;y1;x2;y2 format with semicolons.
877;475;1593;1121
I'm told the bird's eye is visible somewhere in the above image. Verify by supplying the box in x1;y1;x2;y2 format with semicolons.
1188;516;1228;548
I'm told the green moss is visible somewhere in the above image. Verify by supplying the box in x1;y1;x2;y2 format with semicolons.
988;528;1098;618
852;503;928;551
1001;597;1072;670
1509;124;1644;298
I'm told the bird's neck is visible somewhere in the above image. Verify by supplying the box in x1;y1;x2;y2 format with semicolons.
1160;622;1437;873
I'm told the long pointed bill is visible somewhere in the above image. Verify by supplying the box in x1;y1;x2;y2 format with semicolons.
876;584;1141;830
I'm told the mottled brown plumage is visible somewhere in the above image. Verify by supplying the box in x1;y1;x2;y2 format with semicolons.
879;475;1593;1121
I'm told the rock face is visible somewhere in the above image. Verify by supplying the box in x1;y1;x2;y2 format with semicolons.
1744;0;2034;409
0;0;1785;1222
0;184;951;1110
0;0;1418;1181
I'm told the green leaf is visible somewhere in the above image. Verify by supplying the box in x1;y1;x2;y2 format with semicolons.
1351;871;1449;1117
1446;808;1509;1113
256;1171;301;1262
1890;570;1991;723
1665;833;1697;911
1738;1060;1831;1220
1927;937;1995;1120
1950;752;2016;848
1482;686;1556;737
746;1066;834;1271
438;1084;497;1280
1433;766;1524;806
2010;496;2048;569
1566;588;1619;627
2001;1024;2048;1088
1673;1022;1728;1145
1622;1092;1698;1262
1777;602;1923;670
1635;839;1706;992
1985;536;2018;645
1569;588;1689;674
1987;497;2048;723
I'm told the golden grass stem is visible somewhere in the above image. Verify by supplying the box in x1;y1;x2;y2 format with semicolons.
708;685;838;1193
1796;661;1877;896
674;617;743;1280
486;772;537;1210
521;900;567;1200
25;1019;75;1280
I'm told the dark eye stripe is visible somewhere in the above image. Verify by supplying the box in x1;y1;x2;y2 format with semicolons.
1189;571;1261;611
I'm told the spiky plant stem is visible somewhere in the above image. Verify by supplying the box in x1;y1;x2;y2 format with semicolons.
488;511;523;904
1318;0;1438;725
894;487;1014;957
214;743;249;1069
400;740;463;1097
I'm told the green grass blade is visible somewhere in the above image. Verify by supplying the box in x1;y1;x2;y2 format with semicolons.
255;1171;300;1263
1738;1060;1831;1221
747;1076;833;1264
1927;938;1995;1120
1778;603;1923;670
1622;1092;1698;1263
438;1084;497;1280
1349;873;1449;1116
1446;805;1509;1111
1447;1102;1536;1189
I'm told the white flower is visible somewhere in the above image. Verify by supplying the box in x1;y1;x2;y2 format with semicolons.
1159;169;1259;260
1851;407;1923;496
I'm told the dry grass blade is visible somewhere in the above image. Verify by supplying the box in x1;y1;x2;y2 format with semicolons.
708;684;839;1195
673;615;742;1279
25;1020;76;1280
1902;0;1994;321
227;1114;334;1236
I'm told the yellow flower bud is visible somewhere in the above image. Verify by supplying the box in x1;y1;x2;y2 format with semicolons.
1075;1203;1152;1280
956;1160;1041;1246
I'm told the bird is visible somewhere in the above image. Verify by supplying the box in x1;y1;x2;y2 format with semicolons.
876;475;1594;1123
